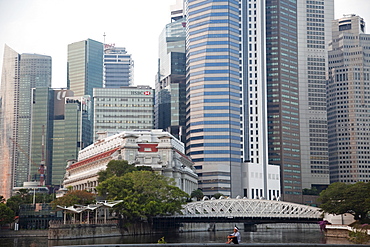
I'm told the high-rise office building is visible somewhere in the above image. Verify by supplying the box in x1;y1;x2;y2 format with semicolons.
264;0;301;202
67;38;103;146
0;45;51;198
297;0;333;193
104;44;134;88
155;2;187;143
93;86;154;140
241;0;281;201
30;88;91;187
185;0;242;197
260;0;334;203
327;15;370;184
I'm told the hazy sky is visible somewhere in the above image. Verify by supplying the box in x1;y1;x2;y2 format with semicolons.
0;0;369;88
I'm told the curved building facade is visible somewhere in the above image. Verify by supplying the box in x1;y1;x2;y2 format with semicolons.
185;0;242;197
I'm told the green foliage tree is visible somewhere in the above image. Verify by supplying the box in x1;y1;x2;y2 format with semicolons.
97;160;152;182
6;195;24;215
190;189;204;201
96;171;189;223
213;193;224;199
0;203;15;226
50;190;96;208
302;187;319;195
318;182;370;222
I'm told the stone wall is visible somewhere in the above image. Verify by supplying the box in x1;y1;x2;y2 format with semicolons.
48;222;121;240
48;220;159;240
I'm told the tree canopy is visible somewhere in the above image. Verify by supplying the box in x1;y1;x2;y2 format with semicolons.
97;160;152;182
318;182;370;222
51;190;95;208
96;170;189;222
0;203;15;226
190;189;204;201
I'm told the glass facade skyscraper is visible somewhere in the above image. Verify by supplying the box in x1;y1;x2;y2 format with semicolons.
0;45;51;198
31;88;91;187
67;38;103;146
185;0;242;197
155;4;187;143
104;45;133;88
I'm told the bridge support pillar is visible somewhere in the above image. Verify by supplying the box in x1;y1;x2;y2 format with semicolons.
207;223;215;232
244;223;257;232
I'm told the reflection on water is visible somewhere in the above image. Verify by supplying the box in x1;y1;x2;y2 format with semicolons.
1;228;354;247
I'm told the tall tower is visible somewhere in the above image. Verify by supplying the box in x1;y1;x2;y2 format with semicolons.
67;38;103;146
241;0;281;201
30;88;90;187
155;1;187;143
185;0;242;197
327;15;370;184
0;45;51;198
103;45;134;88
297;0;334;193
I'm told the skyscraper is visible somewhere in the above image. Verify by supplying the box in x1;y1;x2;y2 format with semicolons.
241;0;281;200
30;88;91;187
93;86;154;140
297;0;333;193
104;44;134;88
67;38;103;146
0;45;51;198
185;0;242;197
155;2;187;143
327;15;370;184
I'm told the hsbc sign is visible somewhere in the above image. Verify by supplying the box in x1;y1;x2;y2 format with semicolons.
131;91;152;95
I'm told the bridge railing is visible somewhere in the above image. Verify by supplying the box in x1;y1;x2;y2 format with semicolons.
179;198;322;219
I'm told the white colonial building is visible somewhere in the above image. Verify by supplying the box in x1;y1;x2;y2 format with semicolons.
62;129;198;195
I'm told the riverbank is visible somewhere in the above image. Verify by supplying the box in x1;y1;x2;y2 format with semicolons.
0;229;48;237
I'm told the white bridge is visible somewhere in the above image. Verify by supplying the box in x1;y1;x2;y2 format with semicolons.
155;198;323;226
180;198;322;220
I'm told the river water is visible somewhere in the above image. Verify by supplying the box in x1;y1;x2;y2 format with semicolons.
1;227;354;247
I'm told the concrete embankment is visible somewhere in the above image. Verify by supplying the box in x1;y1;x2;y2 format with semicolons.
0;229;48;237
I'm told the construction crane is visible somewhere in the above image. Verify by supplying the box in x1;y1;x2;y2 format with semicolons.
38;125;46;186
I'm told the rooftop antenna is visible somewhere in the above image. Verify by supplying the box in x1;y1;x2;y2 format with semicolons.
103;32;106;44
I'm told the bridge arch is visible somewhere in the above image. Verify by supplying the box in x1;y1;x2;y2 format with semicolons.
180;198;322;220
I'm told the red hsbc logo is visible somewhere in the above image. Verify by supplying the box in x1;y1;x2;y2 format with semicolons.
144;91;151;95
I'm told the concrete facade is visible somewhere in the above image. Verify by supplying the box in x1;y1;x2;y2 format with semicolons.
63;129;198;195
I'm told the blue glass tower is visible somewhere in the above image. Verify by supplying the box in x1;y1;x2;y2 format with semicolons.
67;39;103;146
185;0;242;197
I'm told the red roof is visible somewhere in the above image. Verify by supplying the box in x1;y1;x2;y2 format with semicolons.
67;148;119;170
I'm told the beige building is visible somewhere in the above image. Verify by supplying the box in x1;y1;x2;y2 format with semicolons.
63;129;198;195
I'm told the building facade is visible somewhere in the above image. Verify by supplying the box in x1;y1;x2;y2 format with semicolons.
297;0;333;194
93;86;154;140
0;45;51;198
67;38;103;146
30;88;92;187
104;44;134;88
327;15;370;183
241;0;281;200
63;130;198;195
155;2;187;143
185;0;243;197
